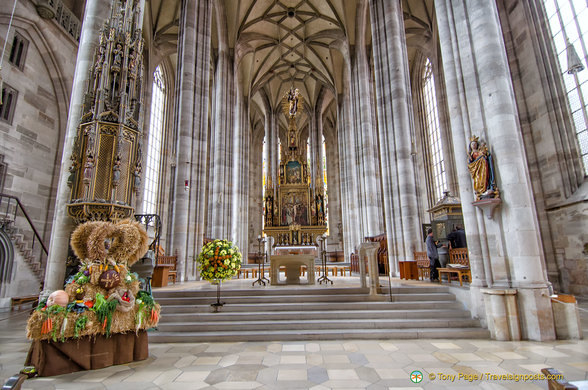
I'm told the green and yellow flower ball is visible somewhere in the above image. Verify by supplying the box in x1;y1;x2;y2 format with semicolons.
197;239;242;282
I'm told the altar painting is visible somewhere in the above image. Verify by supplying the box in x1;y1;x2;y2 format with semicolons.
285;161;302;184
280;190;309;226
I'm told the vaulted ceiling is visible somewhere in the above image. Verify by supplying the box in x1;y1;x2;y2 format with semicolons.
146;0;435;130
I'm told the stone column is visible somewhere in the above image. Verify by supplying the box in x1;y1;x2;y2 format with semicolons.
43;0;109;293
231;83;249;254
172;0;212;280
351;1;383;238
436;0;555;340
324;127;343;250
210;48;235;238
338;88;362;257
249;127;264;253
370;0;420;275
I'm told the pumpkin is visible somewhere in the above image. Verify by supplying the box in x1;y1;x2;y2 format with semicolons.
47;290;69;307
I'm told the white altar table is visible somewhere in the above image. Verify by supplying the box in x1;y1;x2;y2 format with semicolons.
270;255;315;285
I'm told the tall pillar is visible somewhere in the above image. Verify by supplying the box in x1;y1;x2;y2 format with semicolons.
325;127;343;250
210;49;235;238
370;0;420;275
172;0;212;281
338;88;362;256
436;0;555;340
43;0;110;293
351;1;383;237
231;83;249;254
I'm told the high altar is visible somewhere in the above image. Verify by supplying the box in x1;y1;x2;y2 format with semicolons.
262;88;327;251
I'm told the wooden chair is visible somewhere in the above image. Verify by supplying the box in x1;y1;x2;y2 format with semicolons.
158;254;177;284
437;248;470;286
541;367;588;390
414;251;430;280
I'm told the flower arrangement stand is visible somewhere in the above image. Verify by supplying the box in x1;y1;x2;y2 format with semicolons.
211;281;225;312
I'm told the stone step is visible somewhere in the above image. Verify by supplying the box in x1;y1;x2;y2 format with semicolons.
157;318;483;332
155;292;455;305
152;286;449;298
158;308;472;323
160;300;464;314
151;283;488;342
149;327;491;343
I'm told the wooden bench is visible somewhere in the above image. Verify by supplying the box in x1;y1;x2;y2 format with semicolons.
11;295;38;311
414;251;430;280
437;248;470;286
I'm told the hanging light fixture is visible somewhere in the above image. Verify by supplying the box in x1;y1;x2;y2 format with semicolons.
566;38;585;74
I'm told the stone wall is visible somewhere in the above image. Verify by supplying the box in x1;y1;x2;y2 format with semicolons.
497;0;588;297
0;1;76;257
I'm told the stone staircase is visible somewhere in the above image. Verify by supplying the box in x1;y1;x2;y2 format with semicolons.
150;284;489;342
1;224;44;281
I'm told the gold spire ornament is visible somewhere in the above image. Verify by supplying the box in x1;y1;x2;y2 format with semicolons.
67;0;145;223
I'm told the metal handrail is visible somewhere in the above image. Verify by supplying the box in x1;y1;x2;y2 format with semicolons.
0;193;48;255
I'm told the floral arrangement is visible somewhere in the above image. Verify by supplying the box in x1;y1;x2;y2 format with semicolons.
26;220;160;341
196;239;242;282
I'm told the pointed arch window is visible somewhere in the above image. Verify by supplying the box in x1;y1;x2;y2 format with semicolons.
543;0;588;173
142;66;166;215
422;58;448;202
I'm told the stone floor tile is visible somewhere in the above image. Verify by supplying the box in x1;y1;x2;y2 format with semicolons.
277;368;307;381
280;355;306;364
373;368;409;379
568;362;588;371
306;354;324;366
305;343;321;352
174;355;197;368
320;379;372;388
343;342;359;352
327;369;359;380
122;369;164;382
378;342;399;352
174;370;210;382
320;343;345;351
432;352;459;364
267;343;282;353
449;352;485;361
219;354;240;367
431;342;461;350
153;368;182;385
492;352;526;360
323;354;350;364
214;381;262;389
307;366;329;384
517;364;549;374
282;344;305;352
407;353;439;362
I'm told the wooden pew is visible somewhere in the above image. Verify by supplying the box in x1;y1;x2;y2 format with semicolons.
437;248;470;286
157;254;177;284
413;251;430;280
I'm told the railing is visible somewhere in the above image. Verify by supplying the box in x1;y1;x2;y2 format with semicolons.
35;0;81;42
133;214;161;265
0;193;48;256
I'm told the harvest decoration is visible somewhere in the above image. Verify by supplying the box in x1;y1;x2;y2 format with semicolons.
26;219;161;341
196;239;242;282
196;239;242;310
